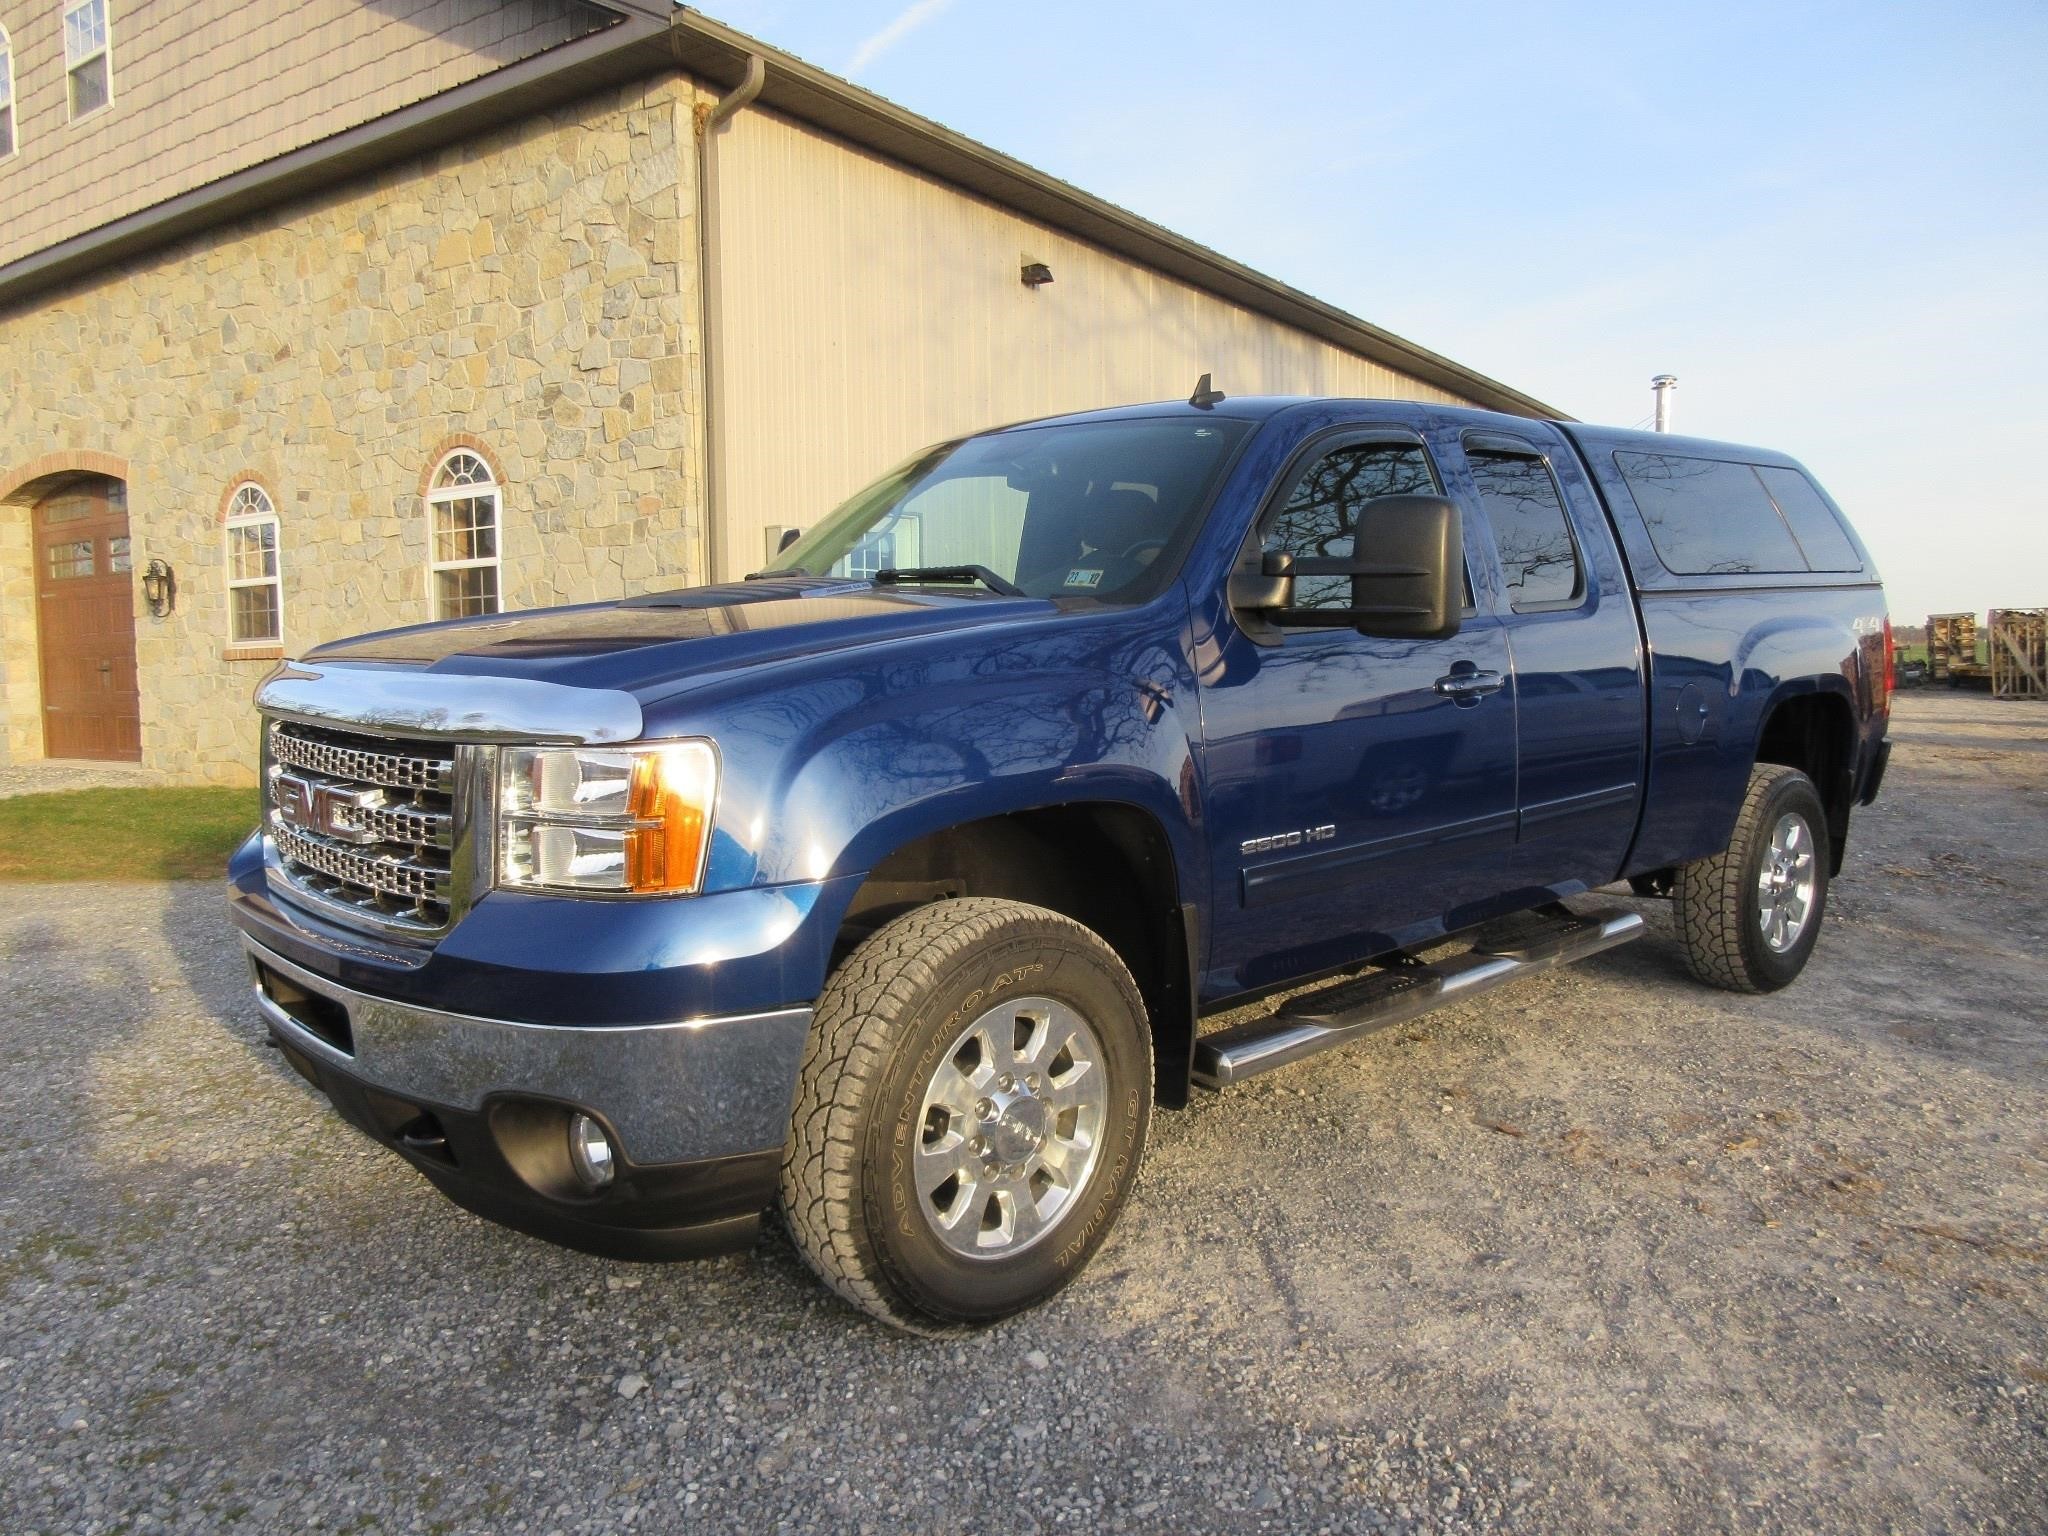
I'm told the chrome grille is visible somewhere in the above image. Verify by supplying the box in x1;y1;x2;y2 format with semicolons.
272;823;452;906
270;727;455;793
265;720;464;933
352;801;454;850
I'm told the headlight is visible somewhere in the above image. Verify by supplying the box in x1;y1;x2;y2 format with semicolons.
499;741;718;895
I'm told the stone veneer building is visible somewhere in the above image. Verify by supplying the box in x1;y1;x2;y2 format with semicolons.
0;1;1555;783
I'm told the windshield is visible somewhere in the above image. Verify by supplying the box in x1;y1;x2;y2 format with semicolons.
766;415;1253;602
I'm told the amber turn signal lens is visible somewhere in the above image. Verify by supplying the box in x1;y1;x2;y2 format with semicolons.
623;742;718;893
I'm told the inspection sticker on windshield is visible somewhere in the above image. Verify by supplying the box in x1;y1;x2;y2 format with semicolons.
1064;568;1103;589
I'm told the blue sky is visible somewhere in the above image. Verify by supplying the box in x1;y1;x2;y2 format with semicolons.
701;1;2047;626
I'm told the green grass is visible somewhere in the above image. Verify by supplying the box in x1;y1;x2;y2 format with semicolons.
1895;641;1991;668
0;787;259;881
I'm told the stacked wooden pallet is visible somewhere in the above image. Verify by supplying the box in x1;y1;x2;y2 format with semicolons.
1990;608;2047;699
1928;612;1984;685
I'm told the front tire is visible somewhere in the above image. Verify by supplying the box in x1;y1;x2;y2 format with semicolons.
1675;763;1830;993
780;898;1153;1330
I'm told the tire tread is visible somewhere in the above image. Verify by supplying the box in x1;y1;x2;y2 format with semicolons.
1674;762;1817;994
779;897;1145;1329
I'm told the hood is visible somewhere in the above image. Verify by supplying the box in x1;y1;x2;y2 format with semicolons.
302;578;1054;696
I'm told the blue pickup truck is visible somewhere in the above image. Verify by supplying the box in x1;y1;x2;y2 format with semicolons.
229;389;1893;1329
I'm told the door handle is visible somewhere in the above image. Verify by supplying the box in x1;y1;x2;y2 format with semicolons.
1433;669;1504;701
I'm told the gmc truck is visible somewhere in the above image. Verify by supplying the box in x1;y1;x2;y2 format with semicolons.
228;390;1893;1330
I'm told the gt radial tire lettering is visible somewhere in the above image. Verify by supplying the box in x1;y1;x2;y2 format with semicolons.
1052;1086;1142;1270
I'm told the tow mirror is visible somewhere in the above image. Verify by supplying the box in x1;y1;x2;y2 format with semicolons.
1233;494;1464;641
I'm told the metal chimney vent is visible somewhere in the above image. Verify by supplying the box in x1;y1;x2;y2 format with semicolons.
1651;374;1678;433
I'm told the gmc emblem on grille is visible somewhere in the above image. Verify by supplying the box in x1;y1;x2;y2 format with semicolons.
272;772;385;845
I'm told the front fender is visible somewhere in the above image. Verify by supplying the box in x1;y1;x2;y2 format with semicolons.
784;679;1200;891
668;608;1208;908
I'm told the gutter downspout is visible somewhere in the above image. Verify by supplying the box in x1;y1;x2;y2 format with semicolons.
694;53;766;585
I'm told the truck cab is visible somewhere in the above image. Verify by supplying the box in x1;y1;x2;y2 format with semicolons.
229;392;1891;1329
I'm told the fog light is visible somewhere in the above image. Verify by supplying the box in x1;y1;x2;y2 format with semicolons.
567;1113;616;1189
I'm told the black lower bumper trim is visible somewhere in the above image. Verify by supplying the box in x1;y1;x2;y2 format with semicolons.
415;1163;765;1262
274;1032;778;1261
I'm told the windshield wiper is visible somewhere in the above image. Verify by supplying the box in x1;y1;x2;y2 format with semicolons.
871;565;1025;597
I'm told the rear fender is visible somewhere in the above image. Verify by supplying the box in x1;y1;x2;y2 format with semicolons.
1625;599;1863;875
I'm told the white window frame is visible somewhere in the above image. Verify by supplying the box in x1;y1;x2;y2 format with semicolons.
61;0;112;123
223;483;284;646
0;24;19;161
425;451;503;620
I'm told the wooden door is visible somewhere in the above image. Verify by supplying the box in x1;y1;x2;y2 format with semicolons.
34;480;140;761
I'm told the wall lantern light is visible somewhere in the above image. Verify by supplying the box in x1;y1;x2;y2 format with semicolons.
142;559;177;618
1020;261;1054;289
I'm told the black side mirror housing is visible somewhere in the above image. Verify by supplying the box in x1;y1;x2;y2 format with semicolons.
1226;549;1296;611
1239;494;1463;640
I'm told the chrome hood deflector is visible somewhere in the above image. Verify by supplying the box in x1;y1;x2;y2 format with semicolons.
255;660;644;745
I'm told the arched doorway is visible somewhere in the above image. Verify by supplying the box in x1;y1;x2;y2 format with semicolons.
34;477;139;760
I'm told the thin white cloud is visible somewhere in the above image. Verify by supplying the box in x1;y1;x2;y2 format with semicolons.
847;0;953;77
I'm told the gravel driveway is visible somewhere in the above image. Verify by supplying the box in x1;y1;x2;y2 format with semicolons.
2;690;2043;1535
0;760;157;798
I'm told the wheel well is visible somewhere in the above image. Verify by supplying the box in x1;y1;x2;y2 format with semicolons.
833;806;1196;1108
1754;692;1856;872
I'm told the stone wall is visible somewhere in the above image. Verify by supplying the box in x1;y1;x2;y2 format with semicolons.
0;502;37;766
0;75;704;783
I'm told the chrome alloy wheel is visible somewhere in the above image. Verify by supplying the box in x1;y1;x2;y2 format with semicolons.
1757;811;1819;952
914;996;1108;1259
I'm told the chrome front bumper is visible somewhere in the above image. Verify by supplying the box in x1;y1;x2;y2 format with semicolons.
243;937;811;1166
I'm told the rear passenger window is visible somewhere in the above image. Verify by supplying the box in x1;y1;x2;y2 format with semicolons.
1614;452;1808;575
1468;450;1582;608
1756;466;1861;571
1264;440;1440;612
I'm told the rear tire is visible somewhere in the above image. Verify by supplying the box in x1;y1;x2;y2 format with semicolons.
780;897;1152;1331
1675;763;1830;993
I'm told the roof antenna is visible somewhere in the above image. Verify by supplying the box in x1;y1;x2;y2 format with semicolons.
1188;372;1226;409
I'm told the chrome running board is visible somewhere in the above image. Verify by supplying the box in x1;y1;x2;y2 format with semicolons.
1191;906;1645;1089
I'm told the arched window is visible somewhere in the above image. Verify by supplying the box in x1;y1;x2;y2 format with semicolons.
426;450;501;618
224;482;283;644
0;23;18;159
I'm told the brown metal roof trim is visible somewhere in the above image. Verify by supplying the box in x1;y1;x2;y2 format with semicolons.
0;7;1562;420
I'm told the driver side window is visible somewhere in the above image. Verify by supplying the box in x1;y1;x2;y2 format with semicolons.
1262;440;1440;610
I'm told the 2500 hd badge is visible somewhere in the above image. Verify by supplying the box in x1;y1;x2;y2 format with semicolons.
1241;824;1338;856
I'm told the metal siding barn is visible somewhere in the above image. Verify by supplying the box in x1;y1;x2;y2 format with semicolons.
711;108;1472;579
